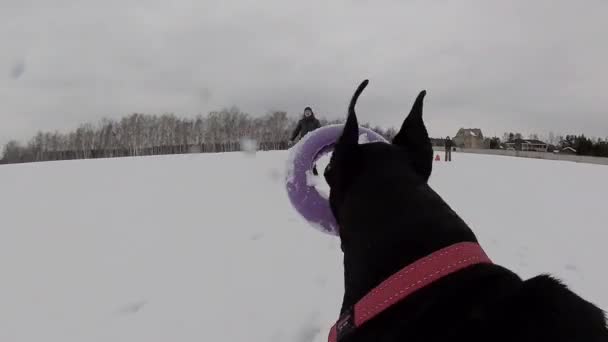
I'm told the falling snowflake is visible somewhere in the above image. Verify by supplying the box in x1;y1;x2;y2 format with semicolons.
240;138;258;155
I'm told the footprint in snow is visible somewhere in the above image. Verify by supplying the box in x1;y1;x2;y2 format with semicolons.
565;264;579;272
117;300;147;315
295;312;322;342
516;248;529;260
250;233;264;241
564;264;584;280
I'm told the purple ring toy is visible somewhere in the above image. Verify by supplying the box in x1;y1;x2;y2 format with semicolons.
285;124;389;235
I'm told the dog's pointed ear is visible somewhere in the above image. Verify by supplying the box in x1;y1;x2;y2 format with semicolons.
392;90;433;181
338;80;368;146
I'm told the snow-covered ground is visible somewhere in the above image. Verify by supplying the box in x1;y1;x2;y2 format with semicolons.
0;151;606;341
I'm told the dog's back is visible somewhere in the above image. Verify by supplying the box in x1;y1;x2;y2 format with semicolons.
491;274;608;341
346;265;608;342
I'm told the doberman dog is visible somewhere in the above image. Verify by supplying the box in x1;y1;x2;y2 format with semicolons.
323;80;608;342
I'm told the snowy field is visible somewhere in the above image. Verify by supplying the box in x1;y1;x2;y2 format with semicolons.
0;150;607;341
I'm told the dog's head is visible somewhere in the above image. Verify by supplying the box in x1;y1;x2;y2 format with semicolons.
324;80;434;251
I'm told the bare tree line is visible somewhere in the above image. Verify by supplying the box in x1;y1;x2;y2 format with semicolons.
5;106;603;165
1;107;396;165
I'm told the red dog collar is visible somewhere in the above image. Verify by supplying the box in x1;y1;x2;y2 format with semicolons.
328;241;492;342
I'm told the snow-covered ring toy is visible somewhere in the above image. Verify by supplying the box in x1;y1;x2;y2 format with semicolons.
285;124;389;236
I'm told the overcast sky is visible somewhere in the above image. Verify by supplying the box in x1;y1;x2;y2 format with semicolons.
2;0;607;146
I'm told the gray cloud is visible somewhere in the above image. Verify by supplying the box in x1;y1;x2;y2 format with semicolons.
1;0;607;146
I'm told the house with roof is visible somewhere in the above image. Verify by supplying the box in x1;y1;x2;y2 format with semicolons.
452;128;484;149
503;138;548;152
558;146;577;155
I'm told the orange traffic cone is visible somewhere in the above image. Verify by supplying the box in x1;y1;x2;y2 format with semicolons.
435;154;440;161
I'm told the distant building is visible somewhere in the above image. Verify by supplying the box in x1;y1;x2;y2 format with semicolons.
504;139;548;152
453;128;484;149
430;138;446;147
559;147;577;155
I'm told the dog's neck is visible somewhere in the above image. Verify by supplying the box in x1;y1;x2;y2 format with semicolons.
338;184;478;313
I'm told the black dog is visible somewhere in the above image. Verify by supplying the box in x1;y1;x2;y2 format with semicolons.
323;80;608;341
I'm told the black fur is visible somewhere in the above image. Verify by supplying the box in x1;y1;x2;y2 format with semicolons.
324;80;608;341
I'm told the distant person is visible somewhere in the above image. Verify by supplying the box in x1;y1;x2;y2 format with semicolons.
289;106;322;174
289;107;321;144
444;136;453;161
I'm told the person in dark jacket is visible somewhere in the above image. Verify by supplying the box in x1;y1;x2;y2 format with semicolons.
289;107;321;143
444;136;453;161
289;106;322;174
